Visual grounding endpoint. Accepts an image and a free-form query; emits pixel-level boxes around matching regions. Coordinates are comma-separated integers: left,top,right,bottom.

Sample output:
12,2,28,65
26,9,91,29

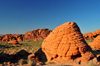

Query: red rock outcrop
0,34,24,41
2,34,11,41
0,28,51,41
23,28,52,40
0,35,4,41
83,29,100,40
16,34,24,41
83,32,94,40
42,22,95,63
89,35,100,49
8,40,19,44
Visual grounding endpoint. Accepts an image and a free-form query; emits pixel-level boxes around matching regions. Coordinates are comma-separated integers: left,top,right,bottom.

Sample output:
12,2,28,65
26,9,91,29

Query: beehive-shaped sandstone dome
42,22,95,63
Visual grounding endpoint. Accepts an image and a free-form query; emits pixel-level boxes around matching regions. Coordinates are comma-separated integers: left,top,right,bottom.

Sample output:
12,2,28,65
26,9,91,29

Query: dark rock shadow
0,49,30,64
97,56,100,62
93,50,100,62
35,48,47,64
93,50,100,55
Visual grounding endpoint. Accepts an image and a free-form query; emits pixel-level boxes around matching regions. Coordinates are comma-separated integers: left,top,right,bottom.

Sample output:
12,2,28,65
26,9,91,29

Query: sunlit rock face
42,22,95,63
89,35,100,49
23,28,52,40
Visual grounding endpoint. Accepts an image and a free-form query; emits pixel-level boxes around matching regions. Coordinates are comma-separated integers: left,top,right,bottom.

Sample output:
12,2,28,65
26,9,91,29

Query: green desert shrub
27,58,36,66
86,40,94,44
18,59,27,65
45,61,52,64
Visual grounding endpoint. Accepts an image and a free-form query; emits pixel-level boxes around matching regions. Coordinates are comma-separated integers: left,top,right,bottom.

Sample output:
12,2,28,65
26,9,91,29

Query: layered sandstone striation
42,22,95,63
23,28,52,40
83,29,100,40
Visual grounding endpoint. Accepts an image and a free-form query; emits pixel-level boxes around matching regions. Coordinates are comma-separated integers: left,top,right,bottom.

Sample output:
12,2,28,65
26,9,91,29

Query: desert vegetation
0,39,97,66
0,39,94,63
0,39,44,66
86,40,93,43
0,39,43,54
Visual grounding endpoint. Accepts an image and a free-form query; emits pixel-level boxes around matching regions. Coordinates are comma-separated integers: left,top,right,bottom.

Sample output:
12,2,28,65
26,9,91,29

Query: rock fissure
65,42,71,57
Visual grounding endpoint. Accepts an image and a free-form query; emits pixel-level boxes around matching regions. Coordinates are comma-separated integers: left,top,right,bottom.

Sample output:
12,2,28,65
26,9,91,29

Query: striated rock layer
42,22,95,63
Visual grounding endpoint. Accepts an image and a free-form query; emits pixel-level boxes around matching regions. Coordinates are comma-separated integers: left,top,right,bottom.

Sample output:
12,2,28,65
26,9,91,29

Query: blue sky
0,0,100,34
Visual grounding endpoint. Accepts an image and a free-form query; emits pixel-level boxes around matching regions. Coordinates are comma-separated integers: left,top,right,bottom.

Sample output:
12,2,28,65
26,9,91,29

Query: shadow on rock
35,48,47,64
0,49,30,64
97,56,100,62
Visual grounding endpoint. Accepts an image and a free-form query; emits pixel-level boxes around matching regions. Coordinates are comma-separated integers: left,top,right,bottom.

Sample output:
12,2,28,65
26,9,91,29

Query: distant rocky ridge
1,28,100,41
0,28,52,41
23,28,52,40
0,34,24,41
83,29,100,40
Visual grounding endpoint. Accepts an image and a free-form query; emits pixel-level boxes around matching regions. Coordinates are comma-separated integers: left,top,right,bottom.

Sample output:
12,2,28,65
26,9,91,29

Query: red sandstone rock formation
8,40,19,44
23,28,52,40
83,32,94,40
16,34,24,41
0,28,51,41
89,35,100,49
83,29,100,40
0,35,4,41
0,34,24,41
42,22,95,63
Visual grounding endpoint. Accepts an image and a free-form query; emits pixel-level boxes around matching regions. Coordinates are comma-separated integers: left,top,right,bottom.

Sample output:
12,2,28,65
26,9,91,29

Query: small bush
18,59,27,65
27,58,36,66
86,40,94,44
3,62,6,64
45,61,52,64
0,47,5,49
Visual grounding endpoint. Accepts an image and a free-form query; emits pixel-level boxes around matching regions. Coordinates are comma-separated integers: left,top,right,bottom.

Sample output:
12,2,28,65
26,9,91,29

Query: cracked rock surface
42,22,95,63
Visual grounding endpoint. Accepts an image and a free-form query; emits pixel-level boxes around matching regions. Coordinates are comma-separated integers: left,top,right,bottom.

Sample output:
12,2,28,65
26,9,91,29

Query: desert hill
0,28,52,41
1,28,100,41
